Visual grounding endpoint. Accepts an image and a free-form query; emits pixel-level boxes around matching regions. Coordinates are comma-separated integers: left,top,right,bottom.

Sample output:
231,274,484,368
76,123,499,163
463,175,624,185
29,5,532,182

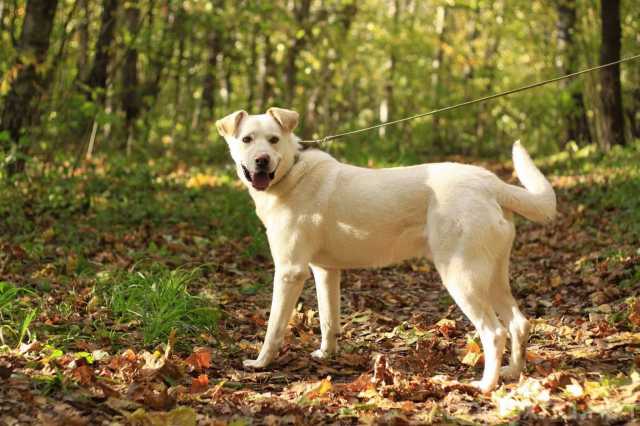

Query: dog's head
216,107,300,191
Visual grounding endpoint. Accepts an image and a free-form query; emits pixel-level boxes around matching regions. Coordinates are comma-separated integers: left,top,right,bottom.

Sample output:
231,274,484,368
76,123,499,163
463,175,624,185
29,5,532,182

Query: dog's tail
496,141,556,223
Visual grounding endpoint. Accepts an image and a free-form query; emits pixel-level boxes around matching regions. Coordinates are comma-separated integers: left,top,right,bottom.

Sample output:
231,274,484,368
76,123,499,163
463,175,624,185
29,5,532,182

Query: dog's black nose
255,155,270,169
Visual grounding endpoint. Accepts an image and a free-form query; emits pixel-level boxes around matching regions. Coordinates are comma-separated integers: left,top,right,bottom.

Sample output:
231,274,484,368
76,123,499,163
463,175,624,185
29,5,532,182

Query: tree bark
202,0,223,119
628,86,640,139
285,0,312,105
77,0,90,80
122,0,141,150
0,1,5,33
0,0,58,175
261,33,275,109
84,0,118,103
247,26,258,109
556,0,591,147
598,0,625,148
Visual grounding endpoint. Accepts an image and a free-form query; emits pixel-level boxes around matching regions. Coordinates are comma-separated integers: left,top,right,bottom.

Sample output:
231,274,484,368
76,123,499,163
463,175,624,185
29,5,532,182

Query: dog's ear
267,107,299,133
216,110,247,138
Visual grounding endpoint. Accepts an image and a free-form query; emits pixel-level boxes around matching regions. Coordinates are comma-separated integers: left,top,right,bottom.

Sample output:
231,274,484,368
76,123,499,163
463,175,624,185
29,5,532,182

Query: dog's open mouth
242,165,276,191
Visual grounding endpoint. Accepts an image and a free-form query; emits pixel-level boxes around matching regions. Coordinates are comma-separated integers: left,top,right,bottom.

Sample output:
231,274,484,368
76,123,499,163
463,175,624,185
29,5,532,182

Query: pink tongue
252,172,271,189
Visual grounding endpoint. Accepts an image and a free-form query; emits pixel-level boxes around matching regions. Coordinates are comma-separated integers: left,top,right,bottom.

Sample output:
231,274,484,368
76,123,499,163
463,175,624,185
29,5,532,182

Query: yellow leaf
461,350,482,367
315,377,332,396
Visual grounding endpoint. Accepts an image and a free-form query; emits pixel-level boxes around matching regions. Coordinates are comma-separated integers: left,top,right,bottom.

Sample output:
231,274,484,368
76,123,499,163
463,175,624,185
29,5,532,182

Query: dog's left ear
216,110,247,138
267,107,299,133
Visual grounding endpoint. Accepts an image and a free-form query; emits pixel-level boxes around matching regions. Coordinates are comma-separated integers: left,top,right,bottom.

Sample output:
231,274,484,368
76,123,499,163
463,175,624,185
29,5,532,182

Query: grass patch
544,141,640,241
98,267,220,347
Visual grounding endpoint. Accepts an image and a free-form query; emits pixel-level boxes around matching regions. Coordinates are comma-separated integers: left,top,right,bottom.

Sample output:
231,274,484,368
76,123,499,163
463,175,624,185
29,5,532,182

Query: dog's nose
255,155,270,169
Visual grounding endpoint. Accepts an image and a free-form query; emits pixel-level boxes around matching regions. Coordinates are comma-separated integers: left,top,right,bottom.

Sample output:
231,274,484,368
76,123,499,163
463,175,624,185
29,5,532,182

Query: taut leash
300,54,640,145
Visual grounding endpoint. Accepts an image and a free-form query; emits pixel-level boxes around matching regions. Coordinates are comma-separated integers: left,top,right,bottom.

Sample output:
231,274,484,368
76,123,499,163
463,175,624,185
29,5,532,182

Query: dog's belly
310,223,429,269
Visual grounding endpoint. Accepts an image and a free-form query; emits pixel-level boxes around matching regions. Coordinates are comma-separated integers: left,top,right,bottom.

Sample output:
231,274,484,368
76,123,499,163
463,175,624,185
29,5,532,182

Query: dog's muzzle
242,164,277,191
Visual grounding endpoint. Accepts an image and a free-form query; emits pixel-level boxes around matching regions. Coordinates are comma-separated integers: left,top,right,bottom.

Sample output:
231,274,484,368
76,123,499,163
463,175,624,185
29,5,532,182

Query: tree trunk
556,0,591,147
431,5,448,151
77,0,90,80
202,1,223,120
380,0,399,141
122,0,141,151
628,86,640,139
247,26,258,109
84,0,118,103
598,0,625,149
285,0,312,105
261,34,275,109
0,0,58,175
0,1,5,33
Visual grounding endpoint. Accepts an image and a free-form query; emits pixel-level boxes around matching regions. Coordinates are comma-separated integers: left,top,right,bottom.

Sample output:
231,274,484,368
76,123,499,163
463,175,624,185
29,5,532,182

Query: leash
300,54,640,145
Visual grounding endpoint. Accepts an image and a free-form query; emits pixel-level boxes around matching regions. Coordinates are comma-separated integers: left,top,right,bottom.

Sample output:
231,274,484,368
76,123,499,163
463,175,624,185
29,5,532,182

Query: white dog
216,107,556,393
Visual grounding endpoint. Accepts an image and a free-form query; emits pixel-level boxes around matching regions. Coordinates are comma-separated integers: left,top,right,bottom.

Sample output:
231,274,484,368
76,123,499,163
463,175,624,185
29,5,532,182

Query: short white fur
216,108,556,393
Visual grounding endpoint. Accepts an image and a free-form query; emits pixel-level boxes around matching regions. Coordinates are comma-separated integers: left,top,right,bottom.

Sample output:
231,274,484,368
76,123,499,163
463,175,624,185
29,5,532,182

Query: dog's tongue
252,172,271,190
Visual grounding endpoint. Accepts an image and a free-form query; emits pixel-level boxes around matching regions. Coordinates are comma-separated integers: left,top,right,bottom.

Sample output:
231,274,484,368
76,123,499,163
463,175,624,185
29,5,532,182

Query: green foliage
546,140,640,238
98,266,220,347
1,0,638,171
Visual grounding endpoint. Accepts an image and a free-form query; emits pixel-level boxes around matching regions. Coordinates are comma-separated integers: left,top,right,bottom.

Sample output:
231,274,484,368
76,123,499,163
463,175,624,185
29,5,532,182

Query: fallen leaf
185,347,212,372
128,406,196,426
190,374,209,394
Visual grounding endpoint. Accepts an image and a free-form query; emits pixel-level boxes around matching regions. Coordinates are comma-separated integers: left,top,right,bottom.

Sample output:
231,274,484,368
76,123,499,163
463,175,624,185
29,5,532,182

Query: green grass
544,141,640,240
0,282,38,348
97,266,220,347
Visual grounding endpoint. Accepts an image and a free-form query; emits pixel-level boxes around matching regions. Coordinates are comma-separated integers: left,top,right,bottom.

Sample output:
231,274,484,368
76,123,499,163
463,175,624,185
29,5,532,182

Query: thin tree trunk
84,0,118,103
171,6,186,135
77,0,90,80
202,1,223,120
380,0,399,141
0,1,5,33
285,0,312,105
556,0,591,147
141,0,178,143
598,0,625,148
261,34,275,109
628,85,640,139
0,0,58,175
122,0,141,152
431,5,448,150
247,26,258,109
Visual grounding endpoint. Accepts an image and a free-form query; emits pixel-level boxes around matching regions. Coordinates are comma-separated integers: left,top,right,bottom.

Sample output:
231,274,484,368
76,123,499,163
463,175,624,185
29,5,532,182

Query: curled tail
497,141,556,223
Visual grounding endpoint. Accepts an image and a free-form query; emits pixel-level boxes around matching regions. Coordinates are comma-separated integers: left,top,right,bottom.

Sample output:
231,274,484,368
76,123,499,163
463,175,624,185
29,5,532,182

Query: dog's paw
471,379,497,394
500,365,522,381
242,359,269,369
310,349,334,360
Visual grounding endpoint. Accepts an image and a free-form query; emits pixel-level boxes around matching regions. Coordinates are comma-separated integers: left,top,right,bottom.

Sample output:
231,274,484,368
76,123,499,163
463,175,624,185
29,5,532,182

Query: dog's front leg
243,265,308,369
310,265,341,359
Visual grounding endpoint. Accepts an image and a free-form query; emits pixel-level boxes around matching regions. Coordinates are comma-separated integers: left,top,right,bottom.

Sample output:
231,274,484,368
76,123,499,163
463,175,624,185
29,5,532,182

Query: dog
216,107,556,393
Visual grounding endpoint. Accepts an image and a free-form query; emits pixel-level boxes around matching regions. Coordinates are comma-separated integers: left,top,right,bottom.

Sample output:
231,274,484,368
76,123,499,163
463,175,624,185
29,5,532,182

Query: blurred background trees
0,0,638,175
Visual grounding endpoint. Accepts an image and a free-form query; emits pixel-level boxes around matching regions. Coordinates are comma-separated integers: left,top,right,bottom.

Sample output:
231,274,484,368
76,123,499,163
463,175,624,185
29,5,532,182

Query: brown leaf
190,374,209,394
628,299,640,327
72,365,94,386
372,354,394,386
185,347,212,372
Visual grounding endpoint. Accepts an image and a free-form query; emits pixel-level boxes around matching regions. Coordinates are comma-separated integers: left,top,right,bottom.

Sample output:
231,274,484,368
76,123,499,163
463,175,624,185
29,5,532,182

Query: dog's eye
269,136,279,144
242,135,252,144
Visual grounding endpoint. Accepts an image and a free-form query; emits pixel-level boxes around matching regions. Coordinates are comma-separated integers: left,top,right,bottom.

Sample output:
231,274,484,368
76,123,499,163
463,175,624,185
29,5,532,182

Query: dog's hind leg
310,265,341,359
435,254,507,393
491,256,530,381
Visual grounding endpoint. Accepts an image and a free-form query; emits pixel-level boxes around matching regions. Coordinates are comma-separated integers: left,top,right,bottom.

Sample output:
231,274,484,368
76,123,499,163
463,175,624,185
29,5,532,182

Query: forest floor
0,144,639,425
